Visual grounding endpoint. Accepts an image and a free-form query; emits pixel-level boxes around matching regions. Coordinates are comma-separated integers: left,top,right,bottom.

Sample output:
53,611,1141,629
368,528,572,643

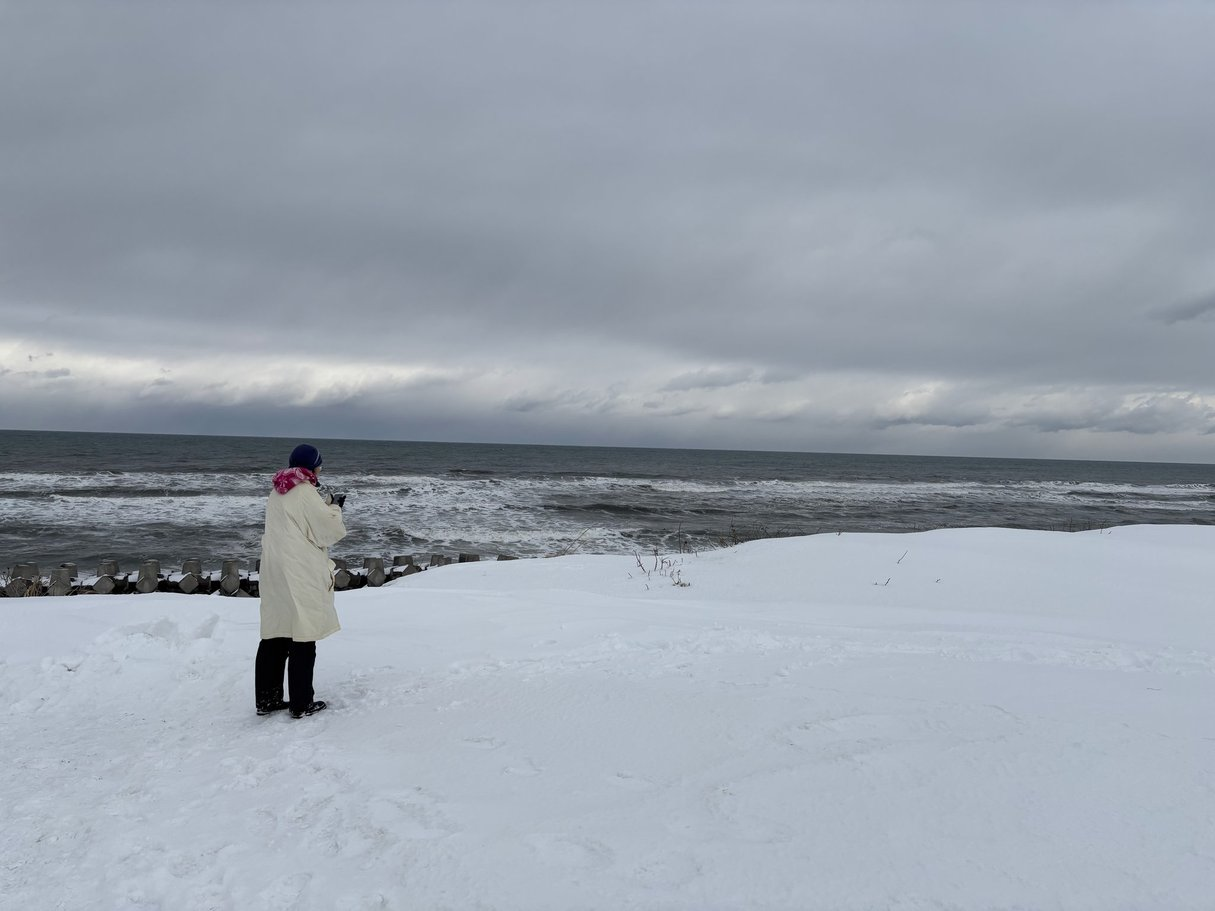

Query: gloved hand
333,493,347,509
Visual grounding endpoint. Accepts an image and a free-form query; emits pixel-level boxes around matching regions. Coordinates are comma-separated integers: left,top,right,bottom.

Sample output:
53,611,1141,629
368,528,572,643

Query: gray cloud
662,367,755,392
1011,391,1215,437
869,410,993,432
2,2,1215,460
502,388,616,415
1152,290,1215,325
18,367,71,380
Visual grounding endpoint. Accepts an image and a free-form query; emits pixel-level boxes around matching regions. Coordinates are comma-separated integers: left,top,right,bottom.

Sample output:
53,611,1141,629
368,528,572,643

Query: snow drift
2,526,1213,910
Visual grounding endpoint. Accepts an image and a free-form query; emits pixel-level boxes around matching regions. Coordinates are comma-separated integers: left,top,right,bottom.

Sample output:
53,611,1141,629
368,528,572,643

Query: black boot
290,700,327,719
256,690,289,715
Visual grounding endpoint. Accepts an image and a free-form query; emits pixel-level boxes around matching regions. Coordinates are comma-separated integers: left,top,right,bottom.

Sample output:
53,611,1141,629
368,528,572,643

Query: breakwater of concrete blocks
1,553,518,598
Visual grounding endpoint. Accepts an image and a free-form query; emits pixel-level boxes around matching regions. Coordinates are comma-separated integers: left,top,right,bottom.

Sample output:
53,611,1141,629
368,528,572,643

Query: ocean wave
4,456,1213,567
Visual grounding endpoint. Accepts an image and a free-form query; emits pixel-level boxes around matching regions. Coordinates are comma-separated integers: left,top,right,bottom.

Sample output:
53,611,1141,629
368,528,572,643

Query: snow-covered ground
3,526,1213,910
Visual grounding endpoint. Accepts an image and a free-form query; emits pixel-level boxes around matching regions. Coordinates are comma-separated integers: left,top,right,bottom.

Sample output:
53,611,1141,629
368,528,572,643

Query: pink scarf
273,466,319,494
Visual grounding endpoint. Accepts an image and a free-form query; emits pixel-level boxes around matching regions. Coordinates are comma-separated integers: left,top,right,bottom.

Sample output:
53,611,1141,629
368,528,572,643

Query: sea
2,429,1213,574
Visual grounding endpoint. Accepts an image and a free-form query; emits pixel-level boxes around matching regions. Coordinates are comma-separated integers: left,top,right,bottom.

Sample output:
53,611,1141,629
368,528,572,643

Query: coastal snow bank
3,526,1213,910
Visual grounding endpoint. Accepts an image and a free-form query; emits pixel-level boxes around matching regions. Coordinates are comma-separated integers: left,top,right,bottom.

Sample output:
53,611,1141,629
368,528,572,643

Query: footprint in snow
503,757,543,776
609,771,657,791
368,788,456,840
524,833,615,870
258,872,313,910
462,736,504,750
635,854,703,888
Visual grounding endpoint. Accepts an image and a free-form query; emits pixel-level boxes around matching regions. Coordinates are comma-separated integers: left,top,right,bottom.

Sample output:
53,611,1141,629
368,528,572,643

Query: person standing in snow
255,443,347,719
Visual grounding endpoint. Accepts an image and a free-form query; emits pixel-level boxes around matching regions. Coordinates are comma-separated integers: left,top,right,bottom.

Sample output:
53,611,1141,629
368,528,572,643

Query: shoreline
2,518,1200,599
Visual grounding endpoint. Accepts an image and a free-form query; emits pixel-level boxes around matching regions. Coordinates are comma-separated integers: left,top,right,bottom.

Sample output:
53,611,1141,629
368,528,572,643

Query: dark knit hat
288,443,323,470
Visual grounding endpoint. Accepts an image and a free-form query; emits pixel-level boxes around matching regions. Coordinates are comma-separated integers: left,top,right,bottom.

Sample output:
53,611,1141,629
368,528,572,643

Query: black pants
255,638,316,712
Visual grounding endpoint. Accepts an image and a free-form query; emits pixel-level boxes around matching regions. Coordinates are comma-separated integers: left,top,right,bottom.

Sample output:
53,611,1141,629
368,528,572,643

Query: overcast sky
3,1,1215,462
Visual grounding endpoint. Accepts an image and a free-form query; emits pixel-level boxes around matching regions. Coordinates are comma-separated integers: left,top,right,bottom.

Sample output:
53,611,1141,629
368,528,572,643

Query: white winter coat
259,482,348,642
